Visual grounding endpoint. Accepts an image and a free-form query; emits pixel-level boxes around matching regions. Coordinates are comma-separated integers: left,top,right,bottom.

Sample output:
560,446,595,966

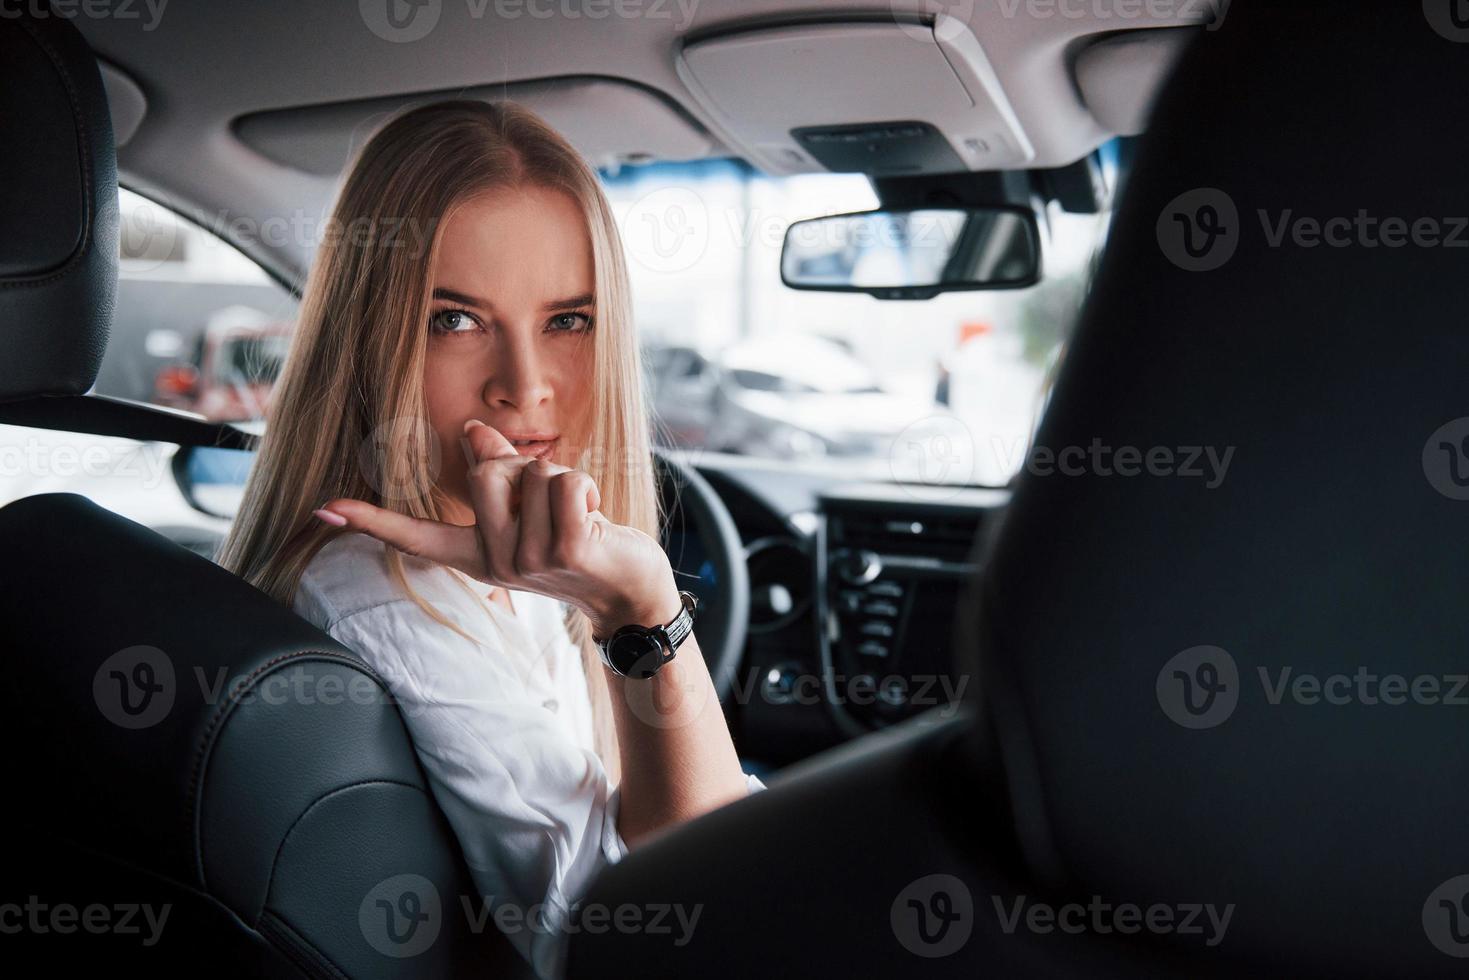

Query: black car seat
0,7,526,977
568,4,1469,977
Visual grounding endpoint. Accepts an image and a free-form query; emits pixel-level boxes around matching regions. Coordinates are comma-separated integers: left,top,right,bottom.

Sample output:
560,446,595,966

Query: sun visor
675,15,1034,177
233,76,717,176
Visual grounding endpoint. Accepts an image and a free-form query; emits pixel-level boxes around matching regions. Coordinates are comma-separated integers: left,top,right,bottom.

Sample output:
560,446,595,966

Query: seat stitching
258,908,352,980
257,778,428,932
187,650,388,890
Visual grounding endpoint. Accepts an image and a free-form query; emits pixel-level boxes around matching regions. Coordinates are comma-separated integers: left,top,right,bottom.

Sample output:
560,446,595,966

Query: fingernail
463,419,484,434
313,508,348,527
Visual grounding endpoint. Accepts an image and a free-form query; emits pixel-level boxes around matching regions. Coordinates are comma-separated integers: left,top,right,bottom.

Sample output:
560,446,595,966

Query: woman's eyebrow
430,289,593,313
432,287,490,310
543,293,594,312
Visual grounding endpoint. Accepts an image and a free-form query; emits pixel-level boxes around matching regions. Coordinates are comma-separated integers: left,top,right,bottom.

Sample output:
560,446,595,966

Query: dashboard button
761,663,803,704
858,641,889,658
836,549,883,585
862,600,899,617
860,621,894,638
867,581,903,598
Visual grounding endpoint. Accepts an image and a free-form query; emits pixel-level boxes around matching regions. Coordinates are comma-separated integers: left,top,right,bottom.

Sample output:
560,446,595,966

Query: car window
0,189,297,530
604,157,1114,487
106,190,299,422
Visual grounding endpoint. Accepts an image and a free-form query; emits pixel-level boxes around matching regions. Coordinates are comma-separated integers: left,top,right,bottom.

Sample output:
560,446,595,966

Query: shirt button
542,699,559,713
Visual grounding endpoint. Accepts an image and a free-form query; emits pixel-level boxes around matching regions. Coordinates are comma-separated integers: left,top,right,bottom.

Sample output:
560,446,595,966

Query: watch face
611,630,668,678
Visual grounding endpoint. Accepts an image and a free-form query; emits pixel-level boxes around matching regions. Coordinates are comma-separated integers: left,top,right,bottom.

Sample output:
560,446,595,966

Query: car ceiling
73,0,1205,283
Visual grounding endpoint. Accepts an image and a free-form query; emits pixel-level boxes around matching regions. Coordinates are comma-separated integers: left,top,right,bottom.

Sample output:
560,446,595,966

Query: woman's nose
483,337,553,410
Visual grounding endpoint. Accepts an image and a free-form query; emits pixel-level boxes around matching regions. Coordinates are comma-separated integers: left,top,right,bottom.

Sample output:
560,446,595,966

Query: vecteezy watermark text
1157,646,1469,729
0,898,171,946
993,0,1229,30
358,874,702,958
1021,439,1235,489
1159,188,1469,271
889,874,1234,959
359,0,699,44
0,0,168,32
992,894,1234,947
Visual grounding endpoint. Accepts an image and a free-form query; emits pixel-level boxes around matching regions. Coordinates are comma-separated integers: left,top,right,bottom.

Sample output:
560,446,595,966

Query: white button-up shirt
292,531,764,977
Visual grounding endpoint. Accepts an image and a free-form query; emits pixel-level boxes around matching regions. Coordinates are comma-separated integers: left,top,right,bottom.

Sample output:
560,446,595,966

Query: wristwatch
595,590,698,679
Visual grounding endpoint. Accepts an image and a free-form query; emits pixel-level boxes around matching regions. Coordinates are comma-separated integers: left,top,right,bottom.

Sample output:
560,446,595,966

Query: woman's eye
549,312,593,333
430,309,478,335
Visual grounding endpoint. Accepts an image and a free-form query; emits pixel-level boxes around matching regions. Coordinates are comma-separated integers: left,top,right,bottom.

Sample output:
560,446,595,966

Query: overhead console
675,15,1035,177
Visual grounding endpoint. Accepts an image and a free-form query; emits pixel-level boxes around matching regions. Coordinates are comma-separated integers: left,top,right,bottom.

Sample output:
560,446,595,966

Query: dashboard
676,451,1010,768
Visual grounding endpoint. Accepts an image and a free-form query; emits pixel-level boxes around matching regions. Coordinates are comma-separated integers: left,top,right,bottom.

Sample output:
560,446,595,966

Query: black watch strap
596,591,698,678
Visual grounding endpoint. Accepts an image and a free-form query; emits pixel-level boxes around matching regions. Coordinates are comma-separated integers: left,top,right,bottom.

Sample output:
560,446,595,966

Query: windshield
603,158,1112,487
84,170,1112,494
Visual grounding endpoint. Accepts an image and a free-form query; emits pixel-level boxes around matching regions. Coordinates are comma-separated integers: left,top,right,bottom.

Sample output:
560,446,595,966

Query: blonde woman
216,100,763,978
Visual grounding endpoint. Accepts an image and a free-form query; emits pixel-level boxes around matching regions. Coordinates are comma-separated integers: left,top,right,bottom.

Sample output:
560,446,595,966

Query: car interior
3,1,1467,977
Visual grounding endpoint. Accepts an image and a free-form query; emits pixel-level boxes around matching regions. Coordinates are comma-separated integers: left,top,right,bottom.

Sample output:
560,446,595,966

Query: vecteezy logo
1156,646,1239,729
618,187,711,275
891,1,977,43
891,874,973,958
1423,875,1469,957
360,415,442,502
359,874,441,958
1424,1,1469,43
1156,188,1239,272
119,196,182,275
888,415,975,495
93,646,175,730
1423,418,1469,500
360,0,441,43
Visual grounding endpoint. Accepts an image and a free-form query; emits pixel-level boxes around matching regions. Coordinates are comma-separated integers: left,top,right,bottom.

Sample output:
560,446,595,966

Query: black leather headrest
0,4,118,402
979,3,1469,975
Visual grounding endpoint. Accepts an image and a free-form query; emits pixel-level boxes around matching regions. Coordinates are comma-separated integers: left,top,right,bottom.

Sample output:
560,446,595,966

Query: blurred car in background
152,305,291,423
647,334,960,476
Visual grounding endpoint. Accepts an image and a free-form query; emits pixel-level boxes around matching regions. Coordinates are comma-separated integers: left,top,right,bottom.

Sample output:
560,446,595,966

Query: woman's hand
315,419,678,638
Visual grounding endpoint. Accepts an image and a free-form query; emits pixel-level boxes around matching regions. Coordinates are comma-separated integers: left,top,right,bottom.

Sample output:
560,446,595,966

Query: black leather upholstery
568,706,1243,978
0,6,523,975
571,4,1469,977
0,494,528,977
0,4,117,401
978,5,1469,975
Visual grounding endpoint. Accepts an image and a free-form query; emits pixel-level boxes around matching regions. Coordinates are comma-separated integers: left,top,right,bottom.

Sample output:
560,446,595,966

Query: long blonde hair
217,100,661,784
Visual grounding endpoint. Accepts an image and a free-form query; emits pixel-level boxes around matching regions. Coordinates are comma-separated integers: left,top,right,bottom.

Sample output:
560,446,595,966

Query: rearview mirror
780,206,1041,300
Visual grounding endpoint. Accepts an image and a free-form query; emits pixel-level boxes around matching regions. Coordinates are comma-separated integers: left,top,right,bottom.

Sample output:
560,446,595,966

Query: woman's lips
512,437,558,460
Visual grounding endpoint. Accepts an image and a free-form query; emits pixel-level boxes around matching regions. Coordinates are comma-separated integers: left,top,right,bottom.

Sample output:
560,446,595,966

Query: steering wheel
654,451,748,702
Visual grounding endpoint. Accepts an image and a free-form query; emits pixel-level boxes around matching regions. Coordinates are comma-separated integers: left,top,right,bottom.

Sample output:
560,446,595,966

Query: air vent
829,508,981,562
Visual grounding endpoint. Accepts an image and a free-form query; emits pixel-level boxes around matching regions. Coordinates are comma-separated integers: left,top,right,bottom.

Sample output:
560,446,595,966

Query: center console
815,483,1008,733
